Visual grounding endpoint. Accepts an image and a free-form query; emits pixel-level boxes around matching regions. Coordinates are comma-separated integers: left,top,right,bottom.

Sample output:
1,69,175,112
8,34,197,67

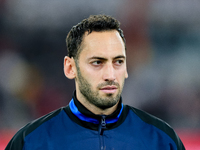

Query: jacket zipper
99,115,106,150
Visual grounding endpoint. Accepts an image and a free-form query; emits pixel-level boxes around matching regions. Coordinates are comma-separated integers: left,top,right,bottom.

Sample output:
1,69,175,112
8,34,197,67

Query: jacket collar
69,91,123,124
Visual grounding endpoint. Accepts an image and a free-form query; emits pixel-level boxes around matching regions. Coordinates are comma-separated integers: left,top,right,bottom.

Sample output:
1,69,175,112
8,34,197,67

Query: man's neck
81,99,119,115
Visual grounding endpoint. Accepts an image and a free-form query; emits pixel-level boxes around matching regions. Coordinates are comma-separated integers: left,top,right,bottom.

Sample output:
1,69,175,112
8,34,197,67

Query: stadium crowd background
0,0,200,149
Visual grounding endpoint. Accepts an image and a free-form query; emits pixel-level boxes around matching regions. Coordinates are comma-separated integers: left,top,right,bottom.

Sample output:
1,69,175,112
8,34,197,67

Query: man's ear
125,71,128,79
64,56,76,79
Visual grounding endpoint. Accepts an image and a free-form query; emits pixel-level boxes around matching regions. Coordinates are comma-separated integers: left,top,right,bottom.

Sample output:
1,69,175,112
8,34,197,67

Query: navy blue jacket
6,93,185,150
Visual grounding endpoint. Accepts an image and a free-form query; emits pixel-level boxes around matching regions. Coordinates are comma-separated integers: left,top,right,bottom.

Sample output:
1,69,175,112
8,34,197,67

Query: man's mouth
100,86,118,94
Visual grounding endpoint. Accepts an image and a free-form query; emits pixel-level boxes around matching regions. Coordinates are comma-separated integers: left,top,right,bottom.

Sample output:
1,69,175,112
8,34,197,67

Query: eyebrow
88,55,126,61
114,55,126,59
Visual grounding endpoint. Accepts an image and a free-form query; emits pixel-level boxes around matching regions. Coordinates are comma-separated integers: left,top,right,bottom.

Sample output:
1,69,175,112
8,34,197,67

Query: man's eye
115,60,124,65
92,61,102,65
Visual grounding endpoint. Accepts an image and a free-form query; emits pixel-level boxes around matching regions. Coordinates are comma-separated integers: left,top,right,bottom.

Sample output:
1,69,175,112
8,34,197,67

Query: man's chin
98,96,120,109
100,93,117,100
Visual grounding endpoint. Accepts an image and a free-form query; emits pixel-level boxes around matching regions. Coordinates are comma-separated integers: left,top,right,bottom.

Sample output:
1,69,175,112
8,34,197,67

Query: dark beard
76,63,123,110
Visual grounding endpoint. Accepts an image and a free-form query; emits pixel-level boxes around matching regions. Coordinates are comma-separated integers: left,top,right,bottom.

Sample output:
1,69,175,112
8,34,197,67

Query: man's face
75,30,128,110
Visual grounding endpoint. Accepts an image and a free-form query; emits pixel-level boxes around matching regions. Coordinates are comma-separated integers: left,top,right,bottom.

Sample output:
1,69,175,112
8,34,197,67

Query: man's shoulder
126,105,184,149
23,107,66,135
5,106,67,149
127,105,174,133
127,105,170,128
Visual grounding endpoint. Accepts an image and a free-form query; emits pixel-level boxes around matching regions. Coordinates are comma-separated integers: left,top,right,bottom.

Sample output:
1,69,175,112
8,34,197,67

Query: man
6,15,185,150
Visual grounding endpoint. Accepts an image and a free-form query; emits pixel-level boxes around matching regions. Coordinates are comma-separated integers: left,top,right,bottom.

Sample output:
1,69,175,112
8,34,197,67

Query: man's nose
103,63,116,81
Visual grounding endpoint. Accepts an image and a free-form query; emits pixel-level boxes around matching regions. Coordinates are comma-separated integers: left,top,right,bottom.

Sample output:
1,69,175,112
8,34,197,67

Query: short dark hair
66,14,126,59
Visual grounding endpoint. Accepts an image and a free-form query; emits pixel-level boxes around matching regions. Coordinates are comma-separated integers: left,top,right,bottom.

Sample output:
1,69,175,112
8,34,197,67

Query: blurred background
0,0,200,149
